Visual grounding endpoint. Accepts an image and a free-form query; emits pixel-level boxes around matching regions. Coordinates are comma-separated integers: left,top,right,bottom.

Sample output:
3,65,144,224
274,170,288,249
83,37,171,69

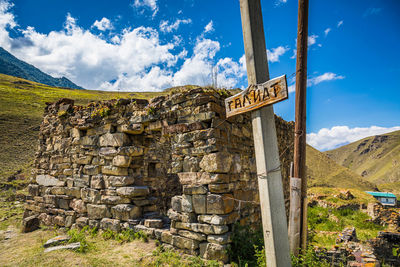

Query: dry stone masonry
24,87,294,262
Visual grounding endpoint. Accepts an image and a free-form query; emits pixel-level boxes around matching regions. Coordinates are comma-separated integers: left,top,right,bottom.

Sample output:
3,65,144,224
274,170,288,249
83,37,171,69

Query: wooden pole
239,0,291,266
293,0,309,252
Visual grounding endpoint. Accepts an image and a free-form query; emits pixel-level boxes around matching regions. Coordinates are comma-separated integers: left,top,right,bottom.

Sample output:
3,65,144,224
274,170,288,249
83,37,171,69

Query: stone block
101,166,128,176
199,152,233,173
209,183,232,193
116,186,149,198
81,188,101,203
104,176,134,187
161,231,173,244
28,184,40,196
80,136,98,146
117,146,144,156
178,172,229,185
112,155,131,167
101,195,131,205
198,213,239,225
99,147,118,157
181,195,193,213
53,215,65,226
83,165,99,175
57,198,70,210
99,133,130,147
100,218,121,232
200,242,229,263
21,215,40,233
87,204,111,219
64,187,81,198
36,175,64,187
183,185,208,195
167,209,196,223
192,195,206,214
171,196,182,212
51,187,66,195
178,230,206,241
207,194,234,214
175,222,229,235
75,217,89,228
144,219,163,229
119,123,144,134
111,204,141,221
207,233,232,244
90,175,104,189
75,155,93,165
63,169,73,175
172,235,200,250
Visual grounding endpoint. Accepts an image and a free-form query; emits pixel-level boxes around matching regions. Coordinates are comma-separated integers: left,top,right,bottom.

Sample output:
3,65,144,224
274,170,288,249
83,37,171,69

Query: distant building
366,191,397,206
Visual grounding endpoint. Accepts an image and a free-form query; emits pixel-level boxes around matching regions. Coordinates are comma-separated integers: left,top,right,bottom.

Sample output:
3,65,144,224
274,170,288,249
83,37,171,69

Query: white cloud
92,17,113,31
204,20,214,33
307,72,344,86
159,18,191,33
308,34,318,46
363,7,382,17
337,20,343,28
133,0,158,17
267,46,289,62
0,2,245,91
324,28,331,37
307,126,400,151
287,72,344,94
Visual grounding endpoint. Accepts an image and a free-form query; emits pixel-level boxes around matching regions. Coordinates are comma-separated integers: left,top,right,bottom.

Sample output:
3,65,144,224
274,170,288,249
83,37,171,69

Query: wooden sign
225,75,288,118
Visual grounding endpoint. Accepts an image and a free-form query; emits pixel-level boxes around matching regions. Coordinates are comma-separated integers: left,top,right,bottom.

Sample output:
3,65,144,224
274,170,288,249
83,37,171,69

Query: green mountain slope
325,130,400,194
0,73,164,182
306,145,376,190
0,47,82,89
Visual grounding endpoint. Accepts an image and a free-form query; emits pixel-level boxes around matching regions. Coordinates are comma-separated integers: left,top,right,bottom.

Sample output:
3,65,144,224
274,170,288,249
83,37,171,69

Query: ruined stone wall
24,88,294,262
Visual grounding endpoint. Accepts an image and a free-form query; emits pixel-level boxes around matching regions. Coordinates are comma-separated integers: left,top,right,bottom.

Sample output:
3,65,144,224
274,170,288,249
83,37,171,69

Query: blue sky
0,0,399,150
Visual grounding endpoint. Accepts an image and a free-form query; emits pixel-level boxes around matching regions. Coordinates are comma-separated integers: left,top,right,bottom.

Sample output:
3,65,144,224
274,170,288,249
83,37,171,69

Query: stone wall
24,87,294,262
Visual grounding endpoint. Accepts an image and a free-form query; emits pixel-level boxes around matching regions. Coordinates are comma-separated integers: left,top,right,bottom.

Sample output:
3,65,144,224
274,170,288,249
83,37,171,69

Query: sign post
236,0,291,266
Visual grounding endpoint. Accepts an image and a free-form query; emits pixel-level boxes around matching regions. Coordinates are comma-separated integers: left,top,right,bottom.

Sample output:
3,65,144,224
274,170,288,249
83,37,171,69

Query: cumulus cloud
133,0,158,17
324,28,331,37
337,20,343,28
0,1,245,91
204,20,214,33
159,18,191,33
267,46,289,62
307,126,400,151
307,72,344,86
92,17,113,31
286,72,344,94
308,34,318,46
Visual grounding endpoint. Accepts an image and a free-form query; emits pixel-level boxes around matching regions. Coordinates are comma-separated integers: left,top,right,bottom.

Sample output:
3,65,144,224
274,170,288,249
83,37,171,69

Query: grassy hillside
325,130,400,194
0,73,165,183
306,145,376,190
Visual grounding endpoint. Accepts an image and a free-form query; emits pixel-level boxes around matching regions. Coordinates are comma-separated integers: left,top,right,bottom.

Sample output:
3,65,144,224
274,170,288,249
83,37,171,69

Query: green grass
325,130,400,189
306,145,377,190
308,205,386,248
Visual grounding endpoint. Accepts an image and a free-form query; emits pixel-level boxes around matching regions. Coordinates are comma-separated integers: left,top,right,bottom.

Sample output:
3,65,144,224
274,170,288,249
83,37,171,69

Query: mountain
306,145,376,190
0,47,83,89
325,130,400,194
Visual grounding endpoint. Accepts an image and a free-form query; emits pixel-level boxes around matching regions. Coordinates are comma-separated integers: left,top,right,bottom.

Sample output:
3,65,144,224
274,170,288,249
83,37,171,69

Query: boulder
116,186,150,198
111,204,141,221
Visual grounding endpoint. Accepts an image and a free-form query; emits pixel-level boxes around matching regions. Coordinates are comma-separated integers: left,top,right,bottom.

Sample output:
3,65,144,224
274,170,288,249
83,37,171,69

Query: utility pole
293,0,309,253
239,0,291,266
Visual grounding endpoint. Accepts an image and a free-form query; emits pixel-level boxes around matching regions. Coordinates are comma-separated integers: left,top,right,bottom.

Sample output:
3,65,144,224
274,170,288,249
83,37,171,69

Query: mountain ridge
0,47,83,89
325,130,400,194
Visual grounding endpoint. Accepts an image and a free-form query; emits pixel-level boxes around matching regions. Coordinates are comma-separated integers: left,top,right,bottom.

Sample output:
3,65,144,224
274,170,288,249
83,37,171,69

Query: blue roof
366,191,397,198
